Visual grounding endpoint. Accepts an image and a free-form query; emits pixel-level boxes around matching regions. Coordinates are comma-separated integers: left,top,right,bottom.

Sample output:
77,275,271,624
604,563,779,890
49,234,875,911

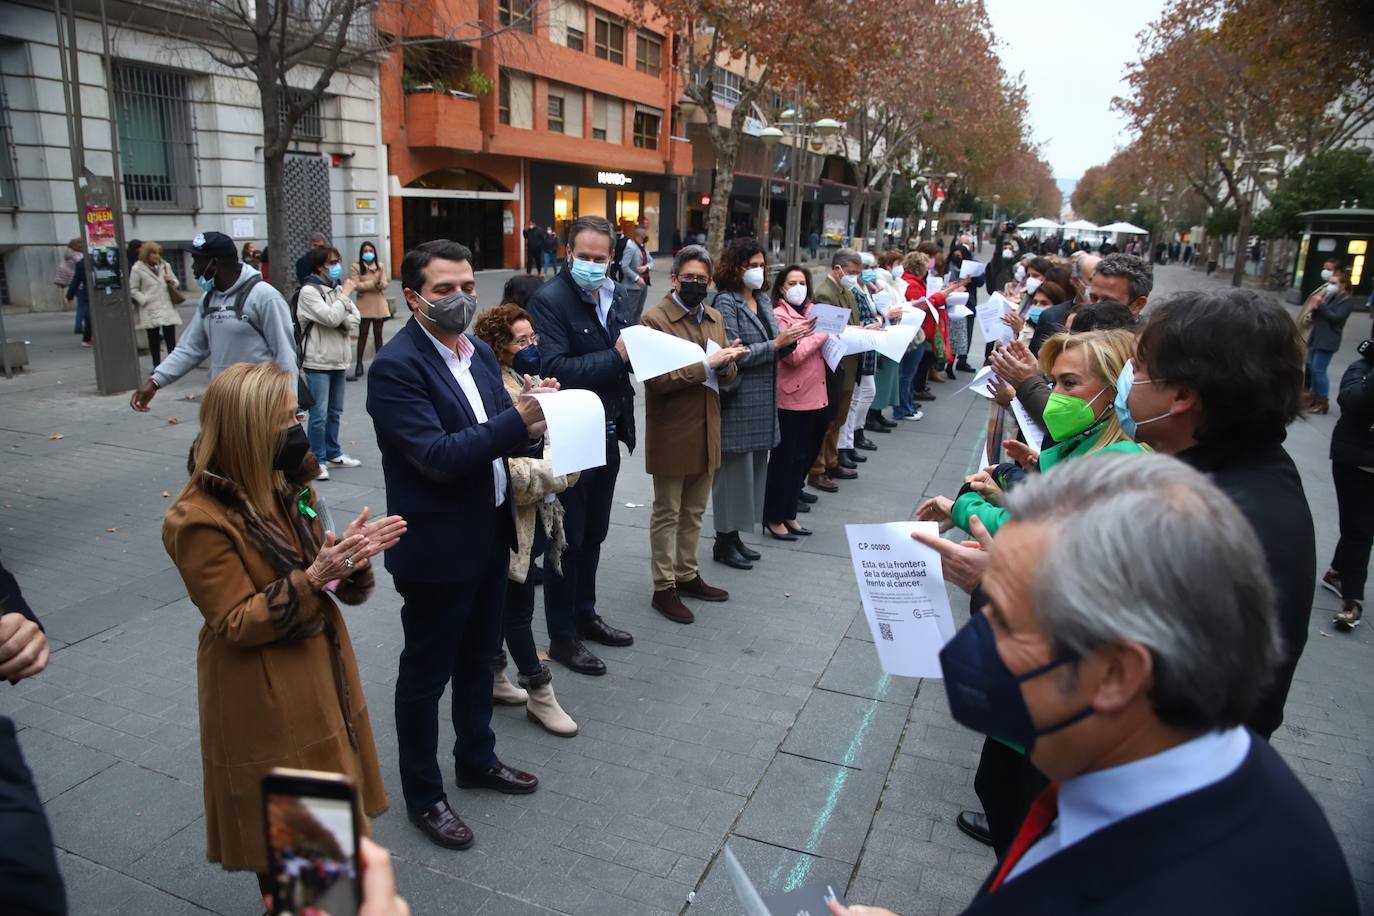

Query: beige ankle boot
522,666,577,737
492,668,528,705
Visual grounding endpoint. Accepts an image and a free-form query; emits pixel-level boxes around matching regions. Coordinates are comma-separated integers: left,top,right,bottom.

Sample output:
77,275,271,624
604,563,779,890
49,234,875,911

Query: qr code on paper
878,622,894,641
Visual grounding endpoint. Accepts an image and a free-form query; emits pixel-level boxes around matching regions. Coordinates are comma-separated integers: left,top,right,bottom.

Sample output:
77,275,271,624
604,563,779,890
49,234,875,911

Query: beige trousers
650,472,713,591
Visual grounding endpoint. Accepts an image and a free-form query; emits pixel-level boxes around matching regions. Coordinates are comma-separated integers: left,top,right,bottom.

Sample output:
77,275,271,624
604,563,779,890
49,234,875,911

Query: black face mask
678,280,709,310
273,424,311,474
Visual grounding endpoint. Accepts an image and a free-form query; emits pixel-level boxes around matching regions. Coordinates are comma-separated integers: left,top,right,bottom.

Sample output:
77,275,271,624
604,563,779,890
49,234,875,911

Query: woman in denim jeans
297,246,362,478
1304,265,1357,415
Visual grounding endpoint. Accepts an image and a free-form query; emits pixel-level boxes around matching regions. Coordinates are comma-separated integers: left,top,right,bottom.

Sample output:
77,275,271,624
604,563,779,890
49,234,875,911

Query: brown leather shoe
807,474,838,493
652,587,695,623
829,465,858,480
677,574,729,602
408,798,474,849
457,762,539,795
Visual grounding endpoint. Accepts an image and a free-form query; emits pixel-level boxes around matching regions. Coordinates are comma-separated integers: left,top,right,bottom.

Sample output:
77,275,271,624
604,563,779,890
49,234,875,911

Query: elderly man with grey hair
640,245,748,624
295,230,329,287
1089,252,1152,315
838,454,1356,916
807,248,865,492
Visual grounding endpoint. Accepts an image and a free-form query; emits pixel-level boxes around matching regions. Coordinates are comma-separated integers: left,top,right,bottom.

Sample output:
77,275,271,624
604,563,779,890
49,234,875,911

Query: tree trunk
264,150,288,293
874,173,893,251
1230,198,1252,288
706,134,740,264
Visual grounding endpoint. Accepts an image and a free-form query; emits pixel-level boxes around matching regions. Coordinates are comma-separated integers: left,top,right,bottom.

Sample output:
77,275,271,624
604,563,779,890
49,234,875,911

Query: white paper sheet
977,293,1015,346
948,303,974,320
529,389,608,476
618,325,708,381
702,339,721,393
961,364,999,399
927,275,945,294
845,521,958,678
959,259,987,279
810,303,851,336
870,324,918,362
1010,397,1047,452
871,290,893,312
901,306,927,327
821,333,846,371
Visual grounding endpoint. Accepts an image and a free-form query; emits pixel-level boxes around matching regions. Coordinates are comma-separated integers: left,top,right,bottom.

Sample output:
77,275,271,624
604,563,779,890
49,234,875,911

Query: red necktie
988,782,1060,893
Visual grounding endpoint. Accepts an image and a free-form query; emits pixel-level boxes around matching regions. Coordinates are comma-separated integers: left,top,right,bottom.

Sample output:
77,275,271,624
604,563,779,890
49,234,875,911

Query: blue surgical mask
570,258,608,290
512,343,541,377
861,269,878,284
362,251,376,263
939,612,1092,752
197,275,215,293
1113,361,1169,440
327,263,343,282
1027,305,1046,323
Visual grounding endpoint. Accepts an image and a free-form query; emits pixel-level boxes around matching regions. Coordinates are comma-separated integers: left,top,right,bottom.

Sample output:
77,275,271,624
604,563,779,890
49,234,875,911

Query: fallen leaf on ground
167,418,180,425
105,527,118,533
161,490,170,498
47,433,64,440
181,394,199,401
784,592,792,598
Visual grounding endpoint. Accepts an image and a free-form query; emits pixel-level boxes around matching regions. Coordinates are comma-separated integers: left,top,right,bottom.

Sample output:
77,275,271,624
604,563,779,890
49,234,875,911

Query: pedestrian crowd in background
3,210,1371,916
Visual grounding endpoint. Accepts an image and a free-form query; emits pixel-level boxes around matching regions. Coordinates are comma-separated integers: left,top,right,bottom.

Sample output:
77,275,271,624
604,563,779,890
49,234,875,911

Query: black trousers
915,348,936,392
973,736,1049,858
145,326,177,367
392,527,508,811
494,527,546,678
1332,462,1374,601
544,431,620,639
525,248,541,273
764,407,827,524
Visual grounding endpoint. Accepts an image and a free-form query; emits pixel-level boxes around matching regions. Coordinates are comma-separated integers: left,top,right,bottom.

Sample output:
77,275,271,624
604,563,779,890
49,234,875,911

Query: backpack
289,278,322,360
205,275,315,410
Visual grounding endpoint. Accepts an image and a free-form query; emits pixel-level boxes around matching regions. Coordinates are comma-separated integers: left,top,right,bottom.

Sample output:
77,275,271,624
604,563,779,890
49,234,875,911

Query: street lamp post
774,105,841,265
759,126,783,258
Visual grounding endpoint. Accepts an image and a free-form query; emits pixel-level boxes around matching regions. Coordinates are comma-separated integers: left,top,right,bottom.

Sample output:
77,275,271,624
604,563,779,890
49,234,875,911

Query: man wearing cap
129,231,297,411
296,231,329,286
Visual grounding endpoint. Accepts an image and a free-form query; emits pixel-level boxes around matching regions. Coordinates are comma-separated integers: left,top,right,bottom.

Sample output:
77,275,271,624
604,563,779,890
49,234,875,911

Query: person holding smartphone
163,362,404,901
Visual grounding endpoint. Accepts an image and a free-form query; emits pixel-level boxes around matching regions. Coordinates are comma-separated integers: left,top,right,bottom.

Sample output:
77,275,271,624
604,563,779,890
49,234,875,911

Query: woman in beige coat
162,362,404,902
298,246,363,478
350,241,389,379
472,303,579,736
129,241,184,367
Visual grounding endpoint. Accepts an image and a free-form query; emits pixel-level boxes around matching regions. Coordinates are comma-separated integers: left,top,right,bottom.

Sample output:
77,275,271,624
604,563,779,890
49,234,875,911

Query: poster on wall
823,204,848,242
83,203,121,289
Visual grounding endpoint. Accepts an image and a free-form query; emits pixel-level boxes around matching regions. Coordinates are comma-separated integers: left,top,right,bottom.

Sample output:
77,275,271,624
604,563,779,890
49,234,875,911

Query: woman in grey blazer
710,239,810,569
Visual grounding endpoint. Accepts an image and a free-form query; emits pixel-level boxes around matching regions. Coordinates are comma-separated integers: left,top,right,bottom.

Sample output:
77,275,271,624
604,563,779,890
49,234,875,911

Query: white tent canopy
1018,217,1061,230
1098,221,1150,235
1062,219,1100,232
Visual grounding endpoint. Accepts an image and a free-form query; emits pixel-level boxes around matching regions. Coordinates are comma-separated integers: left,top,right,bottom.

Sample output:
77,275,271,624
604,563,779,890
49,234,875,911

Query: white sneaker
327,454,362,468
316,467,330,481
912,409,924,420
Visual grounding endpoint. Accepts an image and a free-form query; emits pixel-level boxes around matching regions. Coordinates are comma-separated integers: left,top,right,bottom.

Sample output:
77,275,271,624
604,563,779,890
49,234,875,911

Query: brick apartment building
380,0,692,271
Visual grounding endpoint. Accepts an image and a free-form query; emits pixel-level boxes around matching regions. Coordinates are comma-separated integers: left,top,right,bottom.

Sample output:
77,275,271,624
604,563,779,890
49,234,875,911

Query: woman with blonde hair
129,241,184,367
918,329,1146,538
162,362,404,901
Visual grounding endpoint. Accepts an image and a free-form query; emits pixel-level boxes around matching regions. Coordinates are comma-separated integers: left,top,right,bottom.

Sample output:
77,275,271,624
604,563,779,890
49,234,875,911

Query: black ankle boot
732,532,761,562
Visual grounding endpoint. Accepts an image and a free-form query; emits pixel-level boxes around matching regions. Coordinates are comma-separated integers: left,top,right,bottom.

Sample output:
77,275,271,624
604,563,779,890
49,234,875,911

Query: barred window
278,89,323,141
113,63,196,209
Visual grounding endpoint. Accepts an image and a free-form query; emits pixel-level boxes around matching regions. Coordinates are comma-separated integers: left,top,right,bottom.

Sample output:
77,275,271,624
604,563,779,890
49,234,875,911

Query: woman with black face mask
162,363,405,905
471,304,579,736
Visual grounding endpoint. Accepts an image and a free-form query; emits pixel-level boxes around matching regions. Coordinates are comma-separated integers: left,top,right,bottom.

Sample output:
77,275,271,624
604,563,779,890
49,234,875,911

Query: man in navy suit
367,239,554,850
836,455,1356,916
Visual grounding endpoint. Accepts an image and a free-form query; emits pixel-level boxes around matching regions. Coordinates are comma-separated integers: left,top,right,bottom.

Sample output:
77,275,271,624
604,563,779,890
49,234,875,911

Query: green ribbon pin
296,488,317,520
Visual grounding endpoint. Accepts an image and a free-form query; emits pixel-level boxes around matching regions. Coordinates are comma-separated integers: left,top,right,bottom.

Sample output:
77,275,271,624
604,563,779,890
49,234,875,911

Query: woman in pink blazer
763,265,826,540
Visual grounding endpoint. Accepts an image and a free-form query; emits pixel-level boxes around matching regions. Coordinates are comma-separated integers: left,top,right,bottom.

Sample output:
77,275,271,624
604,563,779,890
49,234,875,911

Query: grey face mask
414,290,478,332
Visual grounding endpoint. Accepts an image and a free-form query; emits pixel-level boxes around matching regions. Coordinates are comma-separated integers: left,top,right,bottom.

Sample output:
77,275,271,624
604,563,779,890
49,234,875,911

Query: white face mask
1014,264,1026,282
1320,268,1333,281
784,284,808,306
1002,248,1014,259
743,266,766,290
892,265,904,279
840,273,859,290
1024,276,1043,294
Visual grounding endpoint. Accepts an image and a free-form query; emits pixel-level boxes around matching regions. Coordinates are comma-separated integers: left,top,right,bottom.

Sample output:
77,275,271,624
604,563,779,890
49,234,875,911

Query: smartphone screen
264,770,360,916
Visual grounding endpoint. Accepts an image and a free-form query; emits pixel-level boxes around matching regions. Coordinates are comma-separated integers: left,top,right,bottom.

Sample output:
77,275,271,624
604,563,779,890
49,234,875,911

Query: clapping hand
964,468,1005,506
708,338,748,369
307,530,373,587
515,375,561,436
915,495,956,532
342,507,407,567
1002,310,1026,337
775,319,815,349
1004,439,1041,471
988,340,1039,387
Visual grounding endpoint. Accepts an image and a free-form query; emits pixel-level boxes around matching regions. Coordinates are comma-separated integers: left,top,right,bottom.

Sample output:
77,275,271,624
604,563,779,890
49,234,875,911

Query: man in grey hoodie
130,231,298,411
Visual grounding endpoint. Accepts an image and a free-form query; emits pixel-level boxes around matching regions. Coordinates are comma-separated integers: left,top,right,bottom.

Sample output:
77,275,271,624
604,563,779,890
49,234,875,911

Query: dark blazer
1331,348,1374,467
366,317,530,583
527,268,636,451
1177,438,1315,739
714,289,784,453
1309,293,1357,353
0,718,66,916
963,735,1357,915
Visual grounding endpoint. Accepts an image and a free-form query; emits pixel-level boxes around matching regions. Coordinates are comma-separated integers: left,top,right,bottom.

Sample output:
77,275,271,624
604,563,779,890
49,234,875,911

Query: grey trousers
712,449,770,535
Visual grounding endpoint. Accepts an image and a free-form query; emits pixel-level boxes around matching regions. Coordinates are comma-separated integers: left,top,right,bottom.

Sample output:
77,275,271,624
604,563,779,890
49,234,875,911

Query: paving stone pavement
1,262,1372,915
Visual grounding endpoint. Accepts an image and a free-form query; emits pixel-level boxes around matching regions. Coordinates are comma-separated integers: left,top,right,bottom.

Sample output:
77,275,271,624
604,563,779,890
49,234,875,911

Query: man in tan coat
641,245,747,623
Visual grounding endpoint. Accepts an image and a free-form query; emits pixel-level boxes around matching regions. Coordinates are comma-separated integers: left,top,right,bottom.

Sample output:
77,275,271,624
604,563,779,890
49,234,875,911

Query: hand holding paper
959,259,987,279
528,389,608,475
810,303,851,336
977,293,1015,346
618,325,711,381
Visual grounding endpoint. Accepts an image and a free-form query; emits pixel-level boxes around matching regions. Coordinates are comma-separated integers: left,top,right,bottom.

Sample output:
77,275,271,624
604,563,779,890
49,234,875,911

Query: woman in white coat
129,241,184,367
297,246,362,479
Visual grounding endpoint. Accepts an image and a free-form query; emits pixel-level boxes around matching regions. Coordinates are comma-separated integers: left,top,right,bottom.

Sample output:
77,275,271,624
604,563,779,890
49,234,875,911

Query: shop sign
226,195,256,208
356,198,376,209
597,171,633,186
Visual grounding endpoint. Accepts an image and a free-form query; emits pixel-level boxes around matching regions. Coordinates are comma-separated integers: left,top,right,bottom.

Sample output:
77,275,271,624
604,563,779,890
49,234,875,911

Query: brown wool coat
640,293,738,477
162,473,387,872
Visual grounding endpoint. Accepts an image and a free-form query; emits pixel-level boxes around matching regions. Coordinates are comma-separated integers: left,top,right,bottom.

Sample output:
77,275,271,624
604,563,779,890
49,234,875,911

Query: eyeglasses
677,274,711,284
512,333,539,348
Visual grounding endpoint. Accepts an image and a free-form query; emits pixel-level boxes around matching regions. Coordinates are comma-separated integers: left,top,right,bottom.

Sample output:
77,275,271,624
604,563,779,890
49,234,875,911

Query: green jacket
950,424,1145,537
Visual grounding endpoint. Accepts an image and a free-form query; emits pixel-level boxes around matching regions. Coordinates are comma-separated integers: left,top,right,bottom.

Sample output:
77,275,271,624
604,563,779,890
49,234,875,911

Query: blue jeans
305,368,346,461
73,296,91,340
1310,348,1335,397
896,343,926,417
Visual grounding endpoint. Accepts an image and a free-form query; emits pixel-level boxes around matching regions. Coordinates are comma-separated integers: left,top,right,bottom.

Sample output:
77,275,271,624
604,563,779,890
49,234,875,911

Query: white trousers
840,375,877,449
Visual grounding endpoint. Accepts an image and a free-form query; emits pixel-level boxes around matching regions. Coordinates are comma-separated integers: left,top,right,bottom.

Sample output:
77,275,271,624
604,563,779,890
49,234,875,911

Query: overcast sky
983,0,1166,184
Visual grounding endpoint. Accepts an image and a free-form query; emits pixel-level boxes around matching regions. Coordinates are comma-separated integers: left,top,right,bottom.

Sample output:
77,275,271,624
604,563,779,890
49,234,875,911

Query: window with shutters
112,63,197,209
567,25,585,51
633,110,659,150
548,93,565,133
594,15,624,64
499,70,511,124
635,31,661,75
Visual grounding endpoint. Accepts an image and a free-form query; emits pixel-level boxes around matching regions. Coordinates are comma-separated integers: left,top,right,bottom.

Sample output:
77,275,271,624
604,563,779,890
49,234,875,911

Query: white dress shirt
581,276,616,329
1007,726,1252,882
417,320,507,507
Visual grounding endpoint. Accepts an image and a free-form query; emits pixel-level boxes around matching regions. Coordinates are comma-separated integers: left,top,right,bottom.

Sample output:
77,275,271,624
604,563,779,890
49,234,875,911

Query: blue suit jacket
366,317,530,583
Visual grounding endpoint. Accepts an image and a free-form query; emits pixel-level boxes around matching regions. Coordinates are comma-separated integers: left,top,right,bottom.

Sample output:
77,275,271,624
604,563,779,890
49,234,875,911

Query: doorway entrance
402,169,513,270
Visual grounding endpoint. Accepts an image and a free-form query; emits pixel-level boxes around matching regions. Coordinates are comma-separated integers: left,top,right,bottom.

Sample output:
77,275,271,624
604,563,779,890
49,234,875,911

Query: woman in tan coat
472,303,579,736
350,241,389,379
129,241,184,367
162,362,405,900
